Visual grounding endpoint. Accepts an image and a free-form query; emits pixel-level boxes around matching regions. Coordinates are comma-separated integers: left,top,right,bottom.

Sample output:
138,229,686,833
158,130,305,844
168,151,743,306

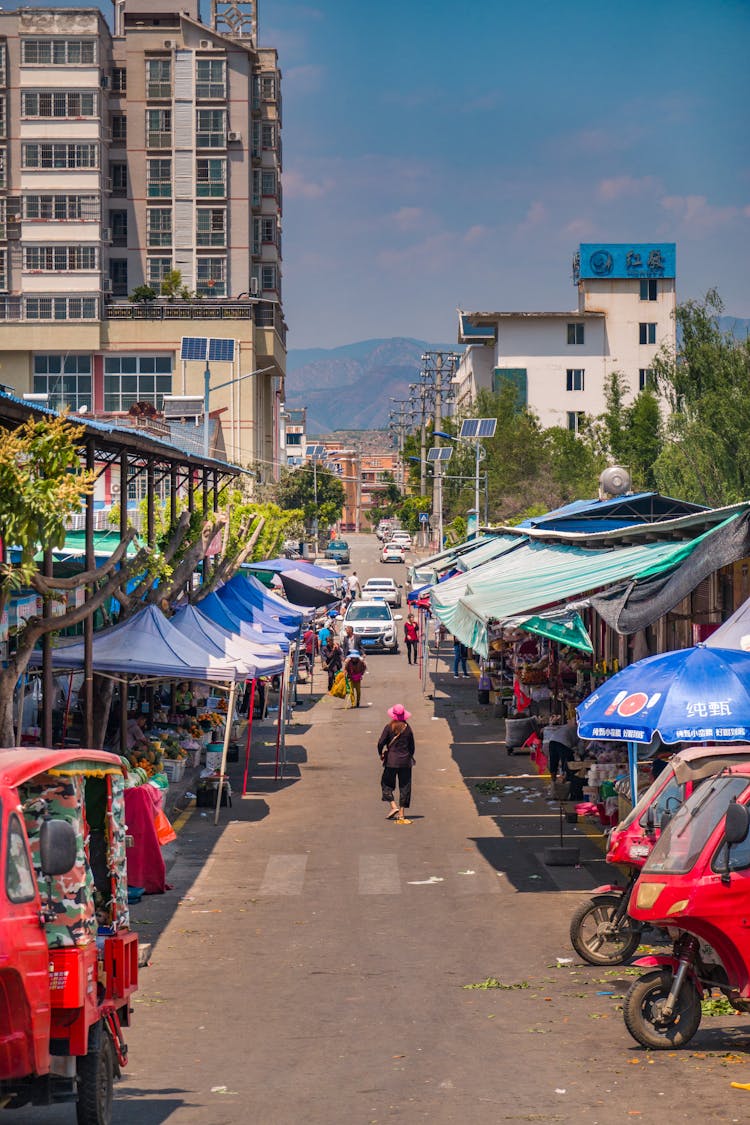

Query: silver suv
344,600,401,653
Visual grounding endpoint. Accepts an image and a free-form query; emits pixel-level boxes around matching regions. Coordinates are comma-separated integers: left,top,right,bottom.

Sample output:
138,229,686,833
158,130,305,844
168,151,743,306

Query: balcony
102,298,286,346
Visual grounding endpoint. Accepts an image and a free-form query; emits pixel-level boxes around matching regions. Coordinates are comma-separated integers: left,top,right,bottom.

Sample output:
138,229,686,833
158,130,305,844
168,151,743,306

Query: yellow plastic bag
329,670,348,699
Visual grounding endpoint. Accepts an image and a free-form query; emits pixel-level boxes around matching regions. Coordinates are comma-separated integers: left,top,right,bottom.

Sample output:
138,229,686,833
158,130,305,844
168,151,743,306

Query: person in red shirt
404,612,420,665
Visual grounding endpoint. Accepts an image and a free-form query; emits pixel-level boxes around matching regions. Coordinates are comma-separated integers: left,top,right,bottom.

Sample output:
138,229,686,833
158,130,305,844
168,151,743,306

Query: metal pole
241,678,257,796
312,457,318,550
214,680,238,824
475,439,480,530
484,472,489,524
203,362,211,459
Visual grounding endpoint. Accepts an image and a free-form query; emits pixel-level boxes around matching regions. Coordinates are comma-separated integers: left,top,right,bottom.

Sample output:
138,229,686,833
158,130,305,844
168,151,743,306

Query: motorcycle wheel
623,968,702,1049
77,1025,116,1125
569,893,642,965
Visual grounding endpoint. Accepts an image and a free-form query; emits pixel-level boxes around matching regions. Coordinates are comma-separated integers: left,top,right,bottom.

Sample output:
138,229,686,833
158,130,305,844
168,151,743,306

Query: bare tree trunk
90,675,114,748
201,516,265,595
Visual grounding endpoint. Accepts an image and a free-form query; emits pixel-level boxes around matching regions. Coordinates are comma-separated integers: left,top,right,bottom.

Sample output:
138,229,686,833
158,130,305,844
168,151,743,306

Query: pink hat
388,703,411,722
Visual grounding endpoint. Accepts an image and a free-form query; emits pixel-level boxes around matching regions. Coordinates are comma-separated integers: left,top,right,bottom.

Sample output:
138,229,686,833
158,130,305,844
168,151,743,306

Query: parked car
362,577,403,608
324,539,351,564
408,564,436,595
381,542,406,564
312,557,342,574
343,599,401,653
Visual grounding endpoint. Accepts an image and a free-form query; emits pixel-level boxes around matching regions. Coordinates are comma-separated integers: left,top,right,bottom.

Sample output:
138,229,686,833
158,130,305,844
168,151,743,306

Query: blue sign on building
577,243,676,281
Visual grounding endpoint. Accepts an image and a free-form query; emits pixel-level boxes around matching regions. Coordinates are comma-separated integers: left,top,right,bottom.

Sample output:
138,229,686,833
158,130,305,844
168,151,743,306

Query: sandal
396,817,412,825
386,808,400,820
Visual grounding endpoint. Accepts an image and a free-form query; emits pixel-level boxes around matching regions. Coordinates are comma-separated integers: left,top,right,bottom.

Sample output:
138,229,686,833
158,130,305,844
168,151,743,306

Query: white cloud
660,194,749,232
282,168,333,200
515,201,547,235
597,175,661,201
391,207,426,231
284,63,325,94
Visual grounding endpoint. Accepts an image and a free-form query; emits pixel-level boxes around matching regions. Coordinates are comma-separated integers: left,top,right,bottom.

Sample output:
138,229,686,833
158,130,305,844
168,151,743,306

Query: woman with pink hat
377,704,416,823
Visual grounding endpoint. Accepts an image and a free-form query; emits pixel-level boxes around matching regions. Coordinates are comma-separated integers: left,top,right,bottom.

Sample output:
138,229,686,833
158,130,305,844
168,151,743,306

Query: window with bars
261,216,276,243
0,200,5,240
26,297,98,320
251,120,260,157
566,368,585,392
252,169,261,206
0,249,6,291
111,162,127,195
23,143,98,169
146,59,171,99
196,158,226,197
110,210,127,246
196,208,225,247
147,158,172,198
260,73,276,100
0,98,5,139
146,109,171,148
261,263,277,291
112,114,127,143
0,44,6,88
33,354,92,411
110,258,128,297
196,257,226,296
639,322,657,345
196,58,225,99
196,109,225,148
22,91,97,118
24,245,98,271
261,122,276,149
147,208,172,247
24,194,100,220
103,355,172,412
261,170,277,196
147,257,172,286
21,39,96,65
112,67,127,94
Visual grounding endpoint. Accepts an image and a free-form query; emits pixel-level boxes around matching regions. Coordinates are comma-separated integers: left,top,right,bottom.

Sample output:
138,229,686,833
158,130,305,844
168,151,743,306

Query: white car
381,542,406,564
344,599,401,653
312,557,342,575
362,577,403,608
389,532,412,549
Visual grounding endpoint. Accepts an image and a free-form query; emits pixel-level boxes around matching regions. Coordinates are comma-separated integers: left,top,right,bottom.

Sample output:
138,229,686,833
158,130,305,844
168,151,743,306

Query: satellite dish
599,466,632,499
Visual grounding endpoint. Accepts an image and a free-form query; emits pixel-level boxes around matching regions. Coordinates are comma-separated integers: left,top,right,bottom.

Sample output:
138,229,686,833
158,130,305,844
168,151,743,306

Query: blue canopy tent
218,585,299,639
227,573,311,625
198,592,291,651
170,605,285,676
244,557,342,583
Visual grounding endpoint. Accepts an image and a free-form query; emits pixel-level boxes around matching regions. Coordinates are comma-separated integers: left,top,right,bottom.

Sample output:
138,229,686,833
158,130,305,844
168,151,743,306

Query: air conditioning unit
227,131,241,143
199,39,211,48
163,39,177,49
249,277,259,296
102,227,112,243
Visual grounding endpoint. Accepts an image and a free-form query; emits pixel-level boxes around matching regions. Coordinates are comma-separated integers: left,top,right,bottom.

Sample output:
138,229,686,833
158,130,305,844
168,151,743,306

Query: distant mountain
284,337,454,432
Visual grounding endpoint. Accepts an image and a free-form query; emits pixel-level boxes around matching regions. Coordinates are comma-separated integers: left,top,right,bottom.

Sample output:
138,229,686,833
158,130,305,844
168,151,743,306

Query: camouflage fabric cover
107,774,129,930
21,773,97,949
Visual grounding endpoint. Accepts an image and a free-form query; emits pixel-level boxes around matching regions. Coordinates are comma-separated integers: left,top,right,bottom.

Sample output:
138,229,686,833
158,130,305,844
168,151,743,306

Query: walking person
348,571,361,601
341,624,355,657
378,703,415,824
452,635,469,677
344,649,367,708
404,612,420,666
321,636,343,692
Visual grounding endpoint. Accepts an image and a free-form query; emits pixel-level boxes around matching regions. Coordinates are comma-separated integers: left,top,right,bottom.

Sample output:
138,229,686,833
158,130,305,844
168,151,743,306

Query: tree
272,464,345,531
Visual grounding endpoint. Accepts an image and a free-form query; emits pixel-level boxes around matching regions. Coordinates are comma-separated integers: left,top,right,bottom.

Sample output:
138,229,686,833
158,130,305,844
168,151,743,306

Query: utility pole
420,350,459,549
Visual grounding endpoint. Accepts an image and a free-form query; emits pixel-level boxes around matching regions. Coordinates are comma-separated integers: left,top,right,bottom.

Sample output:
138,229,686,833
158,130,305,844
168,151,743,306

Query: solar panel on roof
208,338,235,362
180,337,208,361
427,446,453,462
306,444,325,458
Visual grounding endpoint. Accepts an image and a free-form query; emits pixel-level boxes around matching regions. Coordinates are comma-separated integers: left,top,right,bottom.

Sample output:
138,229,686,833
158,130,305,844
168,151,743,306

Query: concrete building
0,0,285,476
280,405,306,467
453,243,676,432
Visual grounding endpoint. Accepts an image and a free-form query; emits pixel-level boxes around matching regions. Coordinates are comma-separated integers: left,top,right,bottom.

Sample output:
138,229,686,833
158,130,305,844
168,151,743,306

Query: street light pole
203,363,275,461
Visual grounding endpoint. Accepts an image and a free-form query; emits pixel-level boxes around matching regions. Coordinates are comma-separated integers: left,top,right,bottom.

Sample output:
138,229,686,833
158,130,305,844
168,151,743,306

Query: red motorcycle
569,746,750,965
624,761,750,1048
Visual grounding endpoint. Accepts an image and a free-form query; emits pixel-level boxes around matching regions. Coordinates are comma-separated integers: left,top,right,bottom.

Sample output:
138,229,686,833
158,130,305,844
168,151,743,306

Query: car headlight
635,882,666,910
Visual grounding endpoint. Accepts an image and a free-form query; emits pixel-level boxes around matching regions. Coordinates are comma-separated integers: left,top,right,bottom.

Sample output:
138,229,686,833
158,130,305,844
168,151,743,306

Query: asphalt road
19,534,750,1124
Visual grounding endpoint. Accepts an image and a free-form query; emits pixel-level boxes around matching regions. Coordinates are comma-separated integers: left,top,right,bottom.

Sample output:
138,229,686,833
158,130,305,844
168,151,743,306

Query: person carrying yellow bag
329,669,348,699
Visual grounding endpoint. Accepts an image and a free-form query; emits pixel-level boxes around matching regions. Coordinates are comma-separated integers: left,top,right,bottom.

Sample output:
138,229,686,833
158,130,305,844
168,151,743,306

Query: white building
453,243,676,432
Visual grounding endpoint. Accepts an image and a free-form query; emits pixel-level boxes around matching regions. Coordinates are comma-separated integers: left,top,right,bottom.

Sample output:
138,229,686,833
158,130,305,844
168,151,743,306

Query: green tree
397,495,432,535
272,464,345,532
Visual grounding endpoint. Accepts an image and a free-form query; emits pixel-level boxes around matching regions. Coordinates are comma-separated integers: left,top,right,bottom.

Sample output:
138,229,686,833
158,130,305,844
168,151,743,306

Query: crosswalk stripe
258,854,308,895
359,854,400,895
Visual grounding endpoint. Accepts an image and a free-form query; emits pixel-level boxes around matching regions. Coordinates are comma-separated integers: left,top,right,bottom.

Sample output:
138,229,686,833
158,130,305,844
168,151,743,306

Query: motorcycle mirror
40,817,77,877
725,799,750,846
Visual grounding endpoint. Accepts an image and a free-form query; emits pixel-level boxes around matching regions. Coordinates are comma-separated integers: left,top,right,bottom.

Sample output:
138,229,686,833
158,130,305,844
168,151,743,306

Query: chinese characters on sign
578,243,676,281
686,700,732,719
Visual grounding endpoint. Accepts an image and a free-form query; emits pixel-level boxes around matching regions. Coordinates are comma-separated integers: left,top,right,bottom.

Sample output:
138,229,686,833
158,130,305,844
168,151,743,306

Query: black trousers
381,765,412,809
405,639,418,664
548,740,572,779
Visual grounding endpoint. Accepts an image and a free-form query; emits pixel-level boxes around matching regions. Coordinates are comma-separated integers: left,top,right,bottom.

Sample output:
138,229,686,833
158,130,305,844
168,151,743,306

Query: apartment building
453,243,676,433
0,0,285,475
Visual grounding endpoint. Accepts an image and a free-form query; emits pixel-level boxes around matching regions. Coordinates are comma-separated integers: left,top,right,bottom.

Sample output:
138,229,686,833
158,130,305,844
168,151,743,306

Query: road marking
359,854,400,895
259,854,308,895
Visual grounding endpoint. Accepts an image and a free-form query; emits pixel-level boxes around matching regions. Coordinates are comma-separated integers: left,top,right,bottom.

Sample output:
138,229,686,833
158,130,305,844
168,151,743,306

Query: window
261,216,277,244
112,67,127,94
147,208,172,247
566,369,585,392
196,257,226,296
260,73,277,101
112,114,126,143
252,217,261,253
196,109,225,148
24,246,98,271
567,322,584,345
6,815,36,904
24,194,99,220
196,158,226,197
110,258,128,297
26,297,98,320
0,249,6,291
34,354,92,411
0,149,5,189
147,257,172,286
146,109,171,149
286,432,302,446
146,59,171,99
110,210,127,246
261,122,276,149
251,169,261,206
567,411,585,433
196,208,226,247
261,263,277,292
640,279,658,301
21,39,96,65
639,322,657,345
22,91,96,118
639,368,655,391
492,368,527,410
0,98,5,139
0,44,6,88
111,162,127,195
251,120,260,157
23,143,98,169
196,58,225,99
147,158,172,198
103,355,172,411
261,170,277,196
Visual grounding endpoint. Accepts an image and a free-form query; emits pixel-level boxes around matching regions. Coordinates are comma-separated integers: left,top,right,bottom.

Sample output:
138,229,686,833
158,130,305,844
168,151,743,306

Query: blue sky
259,0,750,347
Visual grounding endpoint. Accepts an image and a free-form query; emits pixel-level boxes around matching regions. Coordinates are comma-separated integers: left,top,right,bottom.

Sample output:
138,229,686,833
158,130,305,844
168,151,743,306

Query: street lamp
435,417,497,537
203,363,275,460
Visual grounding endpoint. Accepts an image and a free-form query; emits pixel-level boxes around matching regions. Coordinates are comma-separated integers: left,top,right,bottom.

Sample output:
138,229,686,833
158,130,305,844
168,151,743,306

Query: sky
257,0,750,348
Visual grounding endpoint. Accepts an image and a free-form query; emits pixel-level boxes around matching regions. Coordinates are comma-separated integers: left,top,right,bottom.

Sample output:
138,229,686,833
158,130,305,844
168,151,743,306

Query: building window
21,39,96,65
146,59,171,100
639,322,657,345
640,279,658,301
111,162,127,195
146,109,171,149
260,73,277,101
112,67,127,94
112,114,126,143
103,355,172,412
147,208,172,247
0,201,5,240
196,59,225,99
261,122,276,149
33,354,92,410
566,369,585,392
0,98,6,139
261,216,277,244
567,411,585,434
147,158,172,198
639,368,655,391
196,109,225,148
0,249,6,291
22,91,97,118
24,246,98,271
24,194,99,220
261,263,277,292
110,210,127,246
261,170,277,196
25,297,97,320
0,148,5,189
147,257,172,286
196,257,226,296
251,169,261,206
0,44,6,88
196,208,226,247
22,143,98,169
567,322,584,345
286,432,302,446
110,258,128,297
196,158,226,197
